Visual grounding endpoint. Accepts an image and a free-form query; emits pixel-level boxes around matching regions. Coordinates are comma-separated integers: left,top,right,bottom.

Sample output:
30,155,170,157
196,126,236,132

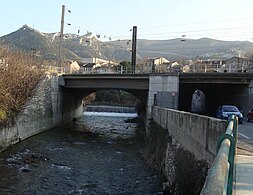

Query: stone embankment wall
143,121,209,194
152,106,227,165
0,73,83,151
144,107,226,193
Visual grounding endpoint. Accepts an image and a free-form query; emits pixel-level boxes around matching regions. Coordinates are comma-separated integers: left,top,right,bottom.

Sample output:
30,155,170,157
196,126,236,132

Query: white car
216,105,243,124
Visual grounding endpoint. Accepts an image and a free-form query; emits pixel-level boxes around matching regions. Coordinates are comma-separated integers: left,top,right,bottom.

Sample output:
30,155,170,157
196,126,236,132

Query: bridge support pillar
147,74,179,119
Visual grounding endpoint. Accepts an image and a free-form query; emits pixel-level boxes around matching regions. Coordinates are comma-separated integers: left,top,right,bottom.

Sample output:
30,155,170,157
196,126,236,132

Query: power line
62,8,253,42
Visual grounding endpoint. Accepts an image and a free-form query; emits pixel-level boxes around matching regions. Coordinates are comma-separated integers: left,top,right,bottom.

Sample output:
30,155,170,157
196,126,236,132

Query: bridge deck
180,73,253,84
60,74,150,89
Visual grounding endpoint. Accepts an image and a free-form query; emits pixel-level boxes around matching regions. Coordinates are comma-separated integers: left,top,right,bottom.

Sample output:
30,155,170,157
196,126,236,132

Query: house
168,61,182,73
63,61,80,73
142,57,170,73
93,63,115,73
182,65,191,73
80,57,118,73
83,63,95,73
224,57,250,73
191,60,225,73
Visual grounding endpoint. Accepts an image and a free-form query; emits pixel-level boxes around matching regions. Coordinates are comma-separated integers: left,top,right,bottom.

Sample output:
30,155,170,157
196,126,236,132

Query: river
0,113,163,194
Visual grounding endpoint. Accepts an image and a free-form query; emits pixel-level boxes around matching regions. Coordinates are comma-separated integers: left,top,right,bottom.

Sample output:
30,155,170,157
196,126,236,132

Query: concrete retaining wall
152,106,227,165
0,73,84,151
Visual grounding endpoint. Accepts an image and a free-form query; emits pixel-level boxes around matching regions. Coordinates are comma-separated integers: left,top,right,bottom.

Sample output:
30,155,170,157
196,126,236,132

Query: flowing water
0,113,163,194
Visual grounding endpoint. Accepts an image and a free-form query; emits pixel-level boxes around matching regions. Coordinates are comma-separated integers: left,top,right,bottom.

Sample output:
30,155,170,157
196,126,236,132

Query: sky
1,0,253,42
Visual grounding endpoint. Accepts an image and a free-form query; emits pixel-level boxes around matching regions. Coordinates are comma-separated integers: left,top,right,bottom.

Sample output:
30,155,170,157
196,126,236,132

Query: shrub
0,47,44,123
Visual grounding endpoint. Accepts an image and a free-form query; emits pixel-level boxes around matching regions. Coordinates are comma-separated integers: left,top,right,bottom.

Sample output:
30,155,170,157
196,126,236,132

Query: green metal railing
201,115,238,195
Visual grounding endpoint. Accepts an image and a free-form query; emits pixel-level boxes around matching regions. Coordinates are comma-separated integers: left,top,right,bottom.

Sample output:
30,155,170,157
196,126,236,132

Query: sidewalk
234,154,253,195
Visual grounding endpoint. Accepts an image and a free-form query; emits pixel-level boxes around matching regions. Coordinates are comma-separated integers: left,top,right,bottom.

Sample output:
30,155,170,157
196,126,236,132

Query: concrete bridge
60,73,253,117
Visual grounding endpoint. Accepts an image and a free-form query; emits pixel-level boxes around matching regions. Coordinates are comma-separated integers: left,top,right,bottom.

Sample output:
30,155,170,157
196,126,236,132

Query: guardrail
201,115,238,195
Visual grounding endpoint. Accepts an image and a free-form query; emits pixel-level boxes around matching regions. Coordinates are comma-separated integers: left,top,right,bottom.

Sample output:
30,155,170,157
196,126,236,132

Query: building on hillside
168,61,182,73
80,57,117,73
191,60,225,73
63,61,80,73
82,57,113,65
224,57,250,73
93,63,115,73
83,63,95,73
182,65,191,73
142,57,170,73
79,32,97,46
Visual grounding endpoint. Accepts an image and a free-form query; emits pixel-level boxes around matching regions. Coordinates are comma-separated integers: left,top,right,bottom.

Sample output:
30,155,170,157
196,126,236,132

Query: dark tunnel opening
179,83,249,117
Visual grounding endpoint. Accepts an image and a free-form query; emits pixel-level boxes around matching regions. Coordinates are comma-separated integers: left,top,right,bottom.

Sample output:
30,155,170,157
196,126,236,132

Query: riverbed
0,114,163,194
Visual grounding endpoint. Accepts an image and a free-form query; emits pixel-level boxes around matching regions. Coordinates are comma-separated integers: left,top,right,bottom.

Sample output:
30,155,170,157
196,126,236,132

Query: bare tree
0,46,44,122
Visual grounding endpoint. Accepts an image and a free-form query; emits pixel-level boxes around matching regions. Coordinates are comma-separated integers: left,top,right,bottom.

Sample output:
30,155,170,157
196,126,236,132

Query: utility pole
59,5,65,69
131,26,137,73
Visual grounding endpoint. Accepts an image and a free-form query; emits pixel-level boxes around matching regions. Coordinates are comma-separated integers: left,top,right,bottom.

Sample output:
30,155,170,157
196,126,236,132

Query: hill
1,25,253,62
0,25,79,60
110,38,253,60
0,25,131,62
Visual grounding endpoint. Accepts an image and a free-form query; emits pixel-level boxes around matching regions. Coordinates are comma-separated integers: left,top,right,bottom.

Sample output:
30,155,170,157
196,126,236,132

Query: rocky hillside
0,25,131,62
1,25,253,62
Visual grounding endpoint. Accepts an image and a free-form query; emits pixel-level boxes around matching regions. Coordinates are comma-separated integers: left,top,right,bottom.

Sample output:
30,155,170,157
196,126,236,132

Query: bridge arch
59,74,150,117
61,87,148,117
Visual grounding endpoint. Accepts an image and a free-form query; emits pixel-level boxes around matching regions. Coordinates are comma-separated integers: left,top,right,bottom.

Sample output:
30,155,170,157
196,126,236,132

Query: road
237,121,253,155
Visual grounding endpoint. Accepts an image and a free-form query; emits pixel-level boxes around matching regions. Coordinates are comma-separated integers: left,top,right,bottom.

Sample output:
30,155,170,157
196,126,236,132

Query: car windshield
223,106,239,112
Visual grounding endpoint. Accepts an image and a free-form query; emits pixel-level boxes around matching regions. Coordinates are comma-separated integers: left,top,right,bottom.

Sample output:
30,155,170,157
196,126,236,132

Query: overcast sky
1,0,253,41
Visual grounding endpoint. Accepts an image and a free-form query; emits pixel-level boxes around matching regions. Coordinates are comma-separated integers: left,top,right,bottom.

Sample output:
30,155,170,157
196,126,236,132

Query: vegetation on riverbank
0,47,43,123
94,90,138,106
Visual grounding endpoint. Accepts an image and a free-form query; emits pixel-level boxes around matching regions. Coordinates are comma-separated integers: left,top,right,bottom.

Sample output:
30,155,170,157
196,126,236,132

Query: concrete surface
235,155,253,195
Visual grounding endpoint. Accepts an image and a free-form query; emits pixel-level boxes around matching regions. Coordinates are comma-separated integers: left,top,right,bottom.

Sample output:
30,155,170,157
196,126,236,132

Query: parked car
247,109,253,122
216,105,243,124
